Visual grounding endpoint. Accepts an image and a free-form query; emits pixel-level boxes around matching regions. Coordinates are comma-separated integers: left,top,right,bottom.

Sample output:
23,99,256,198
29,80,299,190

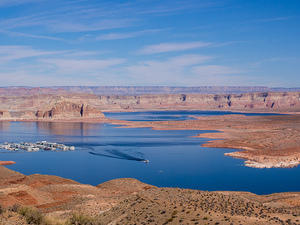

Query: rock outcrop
35,102,105,119
0,110,10,119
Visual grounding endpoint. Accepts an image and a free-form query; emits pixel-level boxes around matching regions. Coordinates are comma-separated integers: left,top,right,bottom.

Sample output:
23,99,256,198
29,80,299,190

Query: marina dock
0,141,75,152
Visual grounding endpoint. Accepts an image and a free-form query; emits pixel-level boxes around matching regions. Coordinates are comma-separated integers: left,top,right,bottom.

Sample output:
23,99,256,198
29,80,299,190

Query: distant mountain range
1,86,300,96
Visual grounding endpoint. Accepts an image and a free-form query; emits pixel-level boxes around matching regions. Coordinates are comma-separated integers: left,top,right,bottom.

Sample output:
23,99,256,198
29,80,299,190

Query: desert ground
0,166,299,225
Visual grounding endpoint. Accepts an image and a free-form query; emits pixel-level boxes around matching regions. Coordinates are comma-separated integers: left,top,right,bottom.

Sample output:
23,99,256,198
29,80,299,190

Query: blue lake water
105,110,281,121
0,111,298,195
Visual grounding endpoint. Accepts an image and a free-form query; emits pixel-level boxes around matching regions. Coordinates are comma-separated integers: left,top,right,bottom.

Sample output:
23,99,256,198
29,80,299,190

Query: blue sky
0,0,299,87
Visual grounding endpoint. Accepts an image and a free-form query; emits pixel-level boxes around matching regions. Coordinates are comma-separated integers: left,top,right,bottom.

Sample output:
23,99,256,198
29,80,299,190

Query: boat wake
88,148,149,163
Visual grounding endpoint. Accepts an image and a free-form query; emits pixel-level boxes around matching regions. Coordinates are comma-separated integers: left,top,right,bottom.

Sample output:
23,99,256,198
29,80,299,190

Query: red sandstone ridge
0,161,15,165
1,89,300,114
35,101,105,120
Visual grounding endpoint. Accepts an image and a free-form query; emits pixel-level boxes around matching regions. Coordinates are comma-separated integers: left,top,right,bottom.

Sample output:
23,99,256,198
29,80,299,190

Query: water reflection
0,122,11,131
36,122,102,136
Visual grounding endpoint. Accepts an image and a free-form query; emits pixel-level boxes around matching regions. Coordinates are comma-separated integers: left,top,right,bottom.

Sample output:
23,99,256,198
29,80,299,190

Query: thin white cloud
40,58,125,74
137,1,219,15
192,65,240,76
0,50,244,86
125,54,242,85
253,16,291,23
0,0,41,7
0,2,135,33
0,46,126,86
96,29,161,40
0,71,104,86
126,54,212,84
138,41,211,54
0,16,133,33
0,45,111,63
48,19,134,33
0,29,64,41
0,45,64,62
250,57,300,68
128,54,211,71
0,0,220,35
0,45,123,80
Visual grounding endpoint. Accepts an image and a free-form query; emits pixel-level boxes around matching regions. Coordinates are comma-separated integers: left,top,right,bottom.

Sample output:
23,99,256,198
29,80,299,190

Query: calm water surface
0,111,298,195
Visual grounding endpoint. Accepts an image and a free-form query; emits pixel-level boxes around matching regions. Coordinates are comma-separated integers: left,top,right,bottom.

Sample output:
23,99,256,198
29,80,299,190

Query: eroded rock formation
0,110,10,119
35,102,104,119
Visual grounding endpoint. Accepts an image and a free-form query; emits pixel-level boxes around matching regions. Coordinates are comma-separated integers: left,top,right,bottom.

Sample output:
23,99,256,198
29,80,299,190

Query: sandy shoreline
0,161,16,166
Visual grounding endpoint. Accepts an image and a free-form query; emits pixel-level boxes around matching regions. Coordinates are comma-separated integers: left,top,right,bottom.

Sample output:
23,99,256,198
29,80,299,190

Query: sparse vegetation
67,213,102,225
0,204,4,214
9,203,20,212
17,206,48,225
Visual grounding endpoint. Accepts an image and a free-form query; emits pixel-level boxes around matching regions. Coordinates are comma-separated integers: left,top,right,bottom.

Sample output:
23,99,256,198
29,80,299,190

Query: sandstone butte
0,101,106,122
0,166,299,225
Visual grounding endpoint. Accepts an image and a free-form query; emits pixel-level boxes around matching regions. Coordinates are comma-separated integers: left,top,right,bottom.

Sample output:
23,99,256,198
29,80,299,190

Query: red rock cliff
36,102,104,119
0,110,11,118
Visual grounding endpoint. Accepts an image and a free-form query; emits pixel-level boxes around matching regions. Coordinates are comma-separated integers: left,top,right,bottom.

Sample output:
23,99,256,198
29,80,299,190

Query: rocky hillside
0,166,299,225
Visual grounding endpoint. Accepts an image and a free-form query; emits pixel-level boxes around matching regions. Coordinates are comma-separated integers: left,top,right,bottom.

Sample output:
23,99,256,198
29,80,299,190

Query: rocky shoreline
225,152,300,168
0,161,15,166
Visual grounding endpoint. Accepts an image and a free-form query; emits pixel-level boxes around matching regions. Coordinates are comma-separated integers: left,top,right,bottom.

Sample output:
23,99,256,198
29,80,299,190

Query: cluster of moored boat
0,141,75,152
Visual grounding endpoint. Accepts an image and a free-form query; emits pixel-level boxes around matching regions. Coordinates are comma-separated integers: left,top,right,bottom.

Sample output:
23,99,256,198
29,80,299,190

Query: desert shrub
0,204,4,214
43,215,68,225
9,204,20,212
17,206,48,225
67,213,101,225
